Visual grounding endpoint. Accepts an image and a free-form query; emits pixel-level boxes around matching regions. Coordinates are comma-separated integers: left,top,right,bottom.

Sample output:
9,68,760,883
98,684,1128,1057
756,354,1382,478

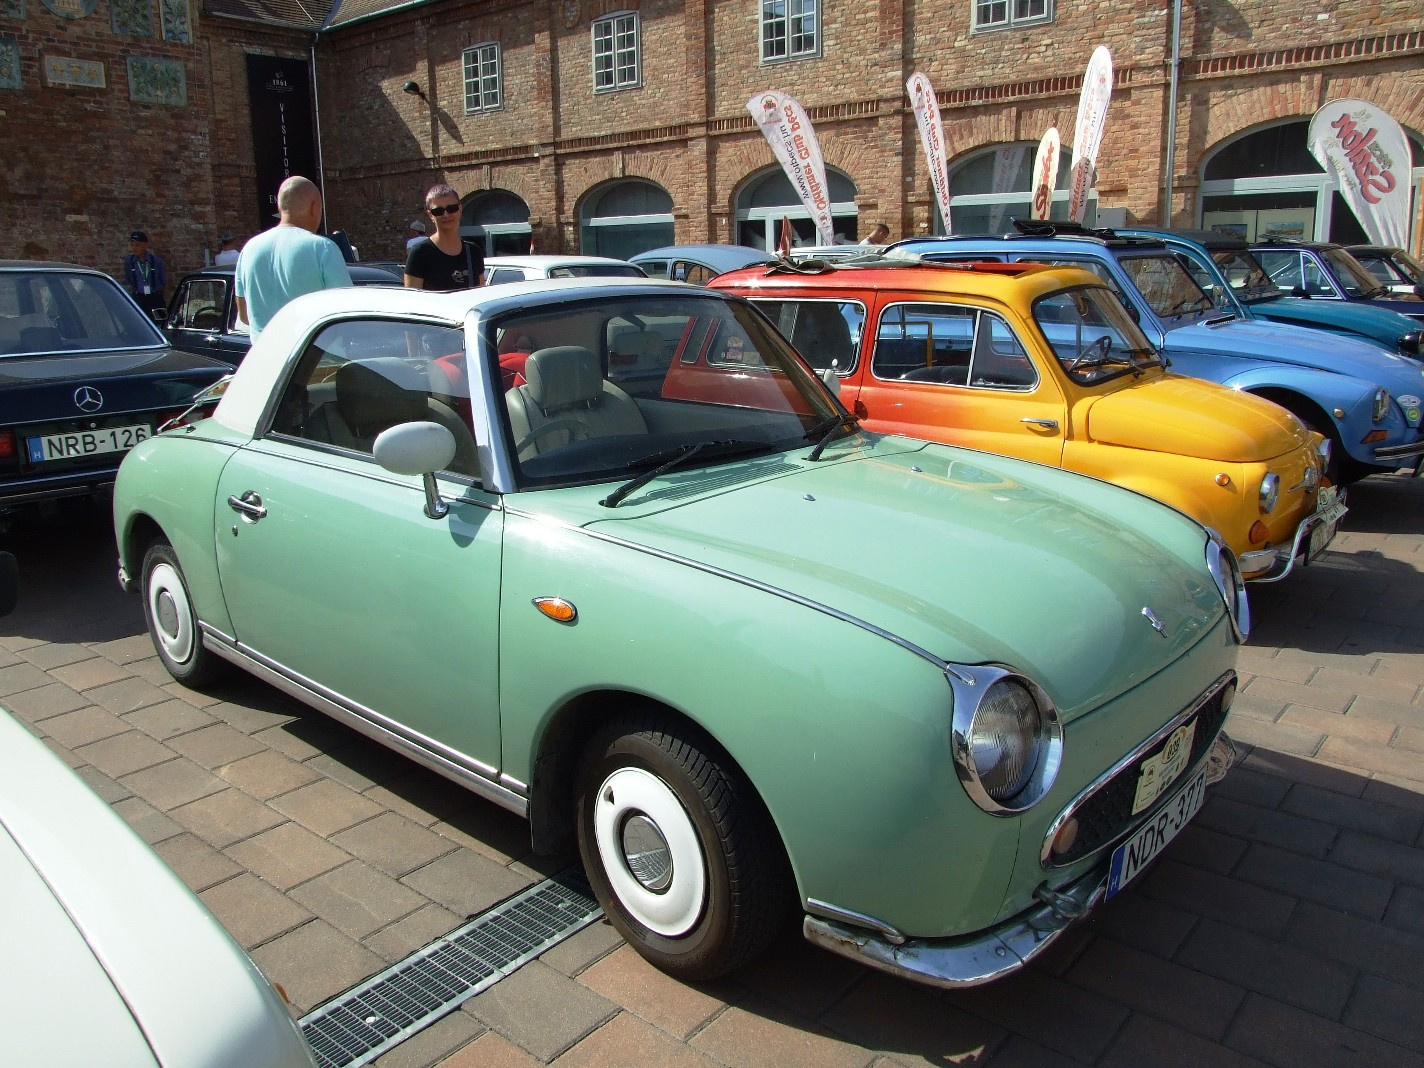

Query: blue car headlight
1399,330,1422,358
1372,388,1390,423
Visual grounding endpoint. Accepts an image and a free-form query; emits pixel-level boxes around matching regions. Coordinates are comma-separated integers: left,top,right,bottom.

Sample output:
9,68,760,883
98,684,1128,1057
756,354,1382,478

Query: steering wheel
516,418,589,454
1066,334,1112,371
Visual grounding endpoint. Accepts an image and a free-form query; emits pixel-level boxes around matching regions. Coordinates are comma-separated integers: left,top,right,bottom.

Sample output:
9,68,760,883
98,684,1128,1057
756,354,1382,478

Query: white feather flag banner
1030,128,1061,222
1067,46,1113,224
1309,99,1413,248
747,92,835,246
907,72,953,235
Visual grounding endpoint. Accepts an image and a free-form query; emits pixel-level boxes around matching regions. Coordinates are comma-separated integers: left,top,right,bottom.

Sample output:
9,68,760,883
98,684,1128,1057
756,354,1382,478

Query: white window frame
761,0,819,63
462,43,502,114
971,0,1052,34
593,11,640,93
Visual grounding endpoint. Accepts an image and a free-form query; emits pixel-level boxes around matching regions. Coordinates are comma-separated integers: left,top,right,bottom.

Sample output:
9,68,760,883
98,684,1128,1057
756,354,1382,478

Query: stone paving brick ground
3,472,1422,1067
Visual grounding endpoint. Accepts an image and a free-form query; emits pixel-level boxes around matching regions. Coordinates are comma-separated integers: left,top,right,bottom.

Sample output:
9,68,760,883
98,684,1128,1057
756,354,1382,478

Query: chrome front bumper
803,734,1236,990
1241,487,1348,584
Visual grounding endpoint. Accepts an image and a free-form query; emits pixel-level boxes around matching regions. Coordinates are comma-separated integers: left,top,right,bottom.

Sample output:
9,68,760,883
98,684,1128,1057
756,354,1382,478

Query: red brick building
2,0,1421,278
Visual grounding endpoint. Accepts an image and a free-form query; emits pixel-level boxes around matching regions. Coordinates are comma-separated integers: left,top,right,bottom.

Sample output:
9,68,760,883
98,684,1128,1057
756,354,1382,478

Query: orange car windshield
1033,285,1162,386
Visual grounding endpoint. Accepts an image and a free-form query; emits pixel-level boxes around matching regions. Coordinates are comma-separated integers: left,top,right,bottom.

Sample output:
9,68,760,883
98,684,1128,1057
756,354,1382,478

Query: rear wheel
141,541,227,688
575,713,790,981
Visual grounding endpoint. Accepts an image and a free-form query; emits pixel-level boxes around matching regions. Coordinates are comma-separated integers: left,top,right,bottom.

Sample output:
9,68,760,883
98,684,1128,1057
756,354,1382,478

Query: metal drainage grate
299,869,603,1068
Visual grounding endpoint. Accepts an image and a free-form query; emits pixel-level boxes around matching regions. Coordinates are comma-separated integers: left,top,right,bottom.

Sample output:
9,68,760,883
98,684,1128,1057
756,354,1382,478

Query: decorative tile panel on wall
112,0,153,37
160,0,190,43
0,39,19,89
128,55,185,105
0,0,22,20
44,54,105,87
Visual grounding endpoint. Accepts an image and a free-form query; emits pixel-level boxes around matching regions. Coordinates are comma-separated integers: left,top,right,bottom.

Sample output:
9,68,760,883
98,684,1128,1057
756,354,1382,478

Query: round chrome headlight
1372,387,1390,423
1205,532,1251,643
1399,330,1422,357
1258,472,1279,514
949,667,1062,815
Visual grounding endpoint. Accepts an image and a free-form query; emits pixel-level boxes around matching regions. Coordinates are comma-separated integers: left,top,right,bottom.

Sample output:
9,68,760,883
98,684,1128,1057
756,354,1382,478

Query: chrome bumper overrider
804,733,1236,989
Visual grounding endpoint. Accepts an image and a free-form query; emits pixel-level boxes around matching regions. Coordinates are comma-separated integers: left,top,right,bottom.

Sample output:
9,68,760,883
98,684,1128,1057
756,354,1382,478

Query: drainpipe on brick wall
1162,0,1182,225
310,0,343,227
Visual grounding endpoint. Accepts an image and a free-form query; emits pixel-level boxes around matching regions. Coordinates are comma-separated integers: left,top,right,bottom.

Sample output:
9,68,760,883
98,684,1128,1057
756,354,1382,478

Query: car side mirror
1290,286,1310,299
374,421,457,520
152,307,168,323
819,360,841,397
1413,283,1424,300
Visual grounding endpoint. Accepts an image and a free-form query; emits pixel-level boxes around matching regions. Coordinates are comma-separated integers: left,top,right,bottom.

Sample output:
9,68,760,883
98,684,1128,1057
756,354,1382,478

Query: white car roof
483,255,639,269
213,277,691,436
0,707,313,1068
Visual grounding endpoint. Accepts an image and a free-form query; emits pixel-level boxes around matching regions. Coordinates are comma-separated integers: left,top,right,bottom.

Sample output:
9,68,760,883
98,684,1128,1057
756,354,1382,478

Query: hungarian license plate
1107,763,1208,898
1305,485,1347,563
27,423,151,463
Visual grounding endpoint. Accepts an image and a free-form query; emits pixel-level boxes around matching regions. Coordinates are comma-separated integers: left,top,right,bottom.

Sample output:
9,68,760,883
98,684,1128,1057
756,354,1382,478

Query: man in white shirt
214,234,241,266
406,220,427,252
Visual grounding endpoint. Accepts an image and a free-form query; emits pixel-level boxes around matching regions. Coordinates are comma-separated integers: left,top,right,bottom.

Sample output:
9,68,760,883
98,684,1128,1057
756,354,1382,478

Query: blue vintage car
1249,238,1424,324
1118,228,1423,360
630,245,773,284
886,224,1424,483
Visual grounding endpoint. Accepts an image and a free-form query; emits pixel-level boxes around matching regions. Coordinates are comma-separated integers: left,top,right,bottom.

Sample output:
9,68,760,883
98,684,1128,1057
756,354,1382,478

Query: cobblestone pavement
3,472,1423,1068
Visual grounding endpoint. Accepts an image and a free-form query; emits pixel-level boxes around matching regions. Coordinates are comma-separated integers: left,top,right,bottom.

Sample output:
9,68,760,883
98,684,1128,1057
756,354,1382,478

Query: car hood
1166,317,1422,384
1245,295,1419,346
1083,373,1309,462
585,442,1226,719
0,347,228,424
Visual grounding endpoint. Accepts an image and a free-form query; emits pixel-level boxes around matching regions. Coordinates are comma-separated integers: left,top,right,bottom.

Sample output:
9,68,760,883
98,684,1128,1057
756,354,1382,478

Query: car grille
1043,676,1232,868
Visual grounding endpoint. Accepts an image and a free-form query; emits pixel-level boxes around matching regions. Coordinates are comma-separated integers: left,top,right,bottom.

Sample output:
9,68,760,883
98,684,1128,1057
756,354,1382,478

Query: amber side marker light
1215,473,1231,487
533,597,577,623
1361,429,1387,444
1249,520,1270,545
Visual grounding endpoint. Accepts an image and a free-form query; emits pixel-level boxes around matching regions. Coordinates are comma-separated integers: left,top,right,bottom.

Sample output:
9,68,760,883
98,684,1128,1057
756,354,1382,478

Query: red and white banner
1068,46,1113,224
1030,127,1062,221
747,92,835,246
907,72,953,235
1309,99,1414,249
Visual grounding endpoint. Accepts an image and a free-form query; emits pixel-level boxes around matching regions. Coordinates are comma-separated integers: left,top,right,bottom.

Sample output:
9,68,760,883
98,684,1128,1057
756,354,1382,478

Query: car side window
755,299,863,375
267,318,480,478
1300,256,1338,298
1257,250,1302,292
873,303,974,384
181,280,226,331
485,268,525,286
971,313,1038,389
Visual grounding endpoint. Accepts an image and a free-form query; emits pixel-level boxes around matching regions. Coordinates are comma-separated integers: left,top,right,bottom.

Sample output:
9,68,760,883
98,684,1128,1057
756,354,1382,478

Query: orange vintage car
710,260,1344,581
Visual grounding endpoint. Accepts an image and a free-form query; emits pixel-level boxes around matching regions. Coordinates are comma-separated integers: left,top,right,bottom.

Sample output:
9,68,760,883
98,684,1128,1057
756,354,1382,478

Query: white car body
481,254,645,285
0,707,315,1068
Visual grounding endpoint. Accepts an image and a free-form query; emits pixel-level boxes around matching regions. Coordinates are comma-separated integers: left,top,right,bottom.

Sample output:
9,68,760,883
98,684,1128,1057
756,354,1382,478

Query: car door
166,278,245,363
213,316,505,774
856,299,1067,467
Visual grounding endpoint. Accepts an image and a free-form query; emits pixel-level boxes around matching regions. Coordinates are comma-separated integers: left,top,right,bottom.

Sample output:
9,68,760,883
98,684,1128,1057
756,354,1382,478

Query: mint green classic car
113,279,1246,989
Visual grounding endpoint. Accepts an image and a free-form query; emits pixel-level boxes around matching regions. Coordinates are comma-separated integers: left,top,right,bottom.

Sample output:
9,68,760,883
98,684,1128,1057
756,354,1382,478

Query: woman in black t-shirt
403,183,485,291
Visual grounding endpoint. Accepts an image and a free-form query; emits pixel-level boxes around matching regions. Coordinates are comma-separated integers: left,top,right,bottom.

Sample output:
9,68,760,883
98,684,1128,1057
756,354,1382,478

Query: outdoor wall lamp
402,81,426,99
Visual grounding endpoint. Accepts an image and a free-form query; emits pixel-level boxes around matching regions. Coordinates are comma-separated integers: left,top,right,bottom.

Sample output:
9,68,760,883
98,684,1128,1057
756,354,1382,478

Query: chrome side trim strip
1038,671,1235,868
199,625,528,817
505,509,948,670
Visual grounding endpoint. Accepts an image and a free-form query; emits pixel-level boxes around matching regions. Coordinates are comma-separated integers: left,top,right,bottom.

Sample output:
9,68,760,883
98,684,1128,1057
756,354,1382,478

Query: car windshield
546,265,645,278
0,270,164,356
1033,284,1162,384
1209,248,1277,303
1117,253,1214,320
1392,248,1424,281
490,293,847,490
1323,247,1389,298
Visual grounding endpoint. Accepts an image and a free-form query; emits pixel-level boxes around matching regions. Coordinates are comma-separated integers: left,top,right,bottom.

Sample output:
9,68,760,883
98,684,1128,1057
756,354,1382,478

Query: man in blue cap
122,230,167,321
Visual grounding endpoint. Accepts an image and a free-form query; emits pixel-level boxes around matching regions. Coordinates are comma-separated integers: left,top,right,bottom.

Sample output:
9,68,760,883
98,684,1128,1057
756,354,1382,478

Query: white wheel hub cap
593,766,706,937
147,562,194,664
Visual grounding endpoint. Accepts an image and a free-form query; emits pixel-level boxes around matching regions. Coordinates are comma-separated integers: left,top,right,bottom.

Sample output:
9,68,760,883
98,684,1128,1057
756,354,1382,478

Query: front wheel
141,541,227,688
575,714,791,981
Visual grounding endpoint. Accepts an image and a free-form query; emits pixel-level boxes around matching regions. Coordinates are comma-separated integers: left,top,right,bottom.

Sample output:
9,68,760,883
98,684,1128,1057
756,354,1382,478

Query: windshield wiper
600,439,774,508
805,413,862,461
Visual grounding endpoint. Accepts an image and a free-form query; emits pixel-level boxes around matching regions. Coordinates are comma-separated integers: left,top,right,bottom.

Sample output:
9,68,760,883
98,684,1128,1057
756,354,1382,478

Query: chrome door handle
1020,418,1059,430
227,491,267,520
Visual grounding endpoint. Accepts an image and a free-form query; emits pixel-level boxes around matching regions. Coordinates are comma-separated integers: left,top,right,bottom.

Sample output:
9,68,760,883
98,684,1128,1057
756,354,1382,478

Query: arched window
943,143,1081,235
1199,119,1424,243
579,180,674,258
733,166,859,249
462,190,531,255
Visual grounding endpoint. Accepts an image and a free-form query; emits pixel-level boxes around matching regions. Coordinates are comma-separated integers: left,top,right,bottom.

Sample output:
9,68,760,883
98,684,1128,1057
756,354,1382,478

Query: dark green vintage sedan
113,278,1245,988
